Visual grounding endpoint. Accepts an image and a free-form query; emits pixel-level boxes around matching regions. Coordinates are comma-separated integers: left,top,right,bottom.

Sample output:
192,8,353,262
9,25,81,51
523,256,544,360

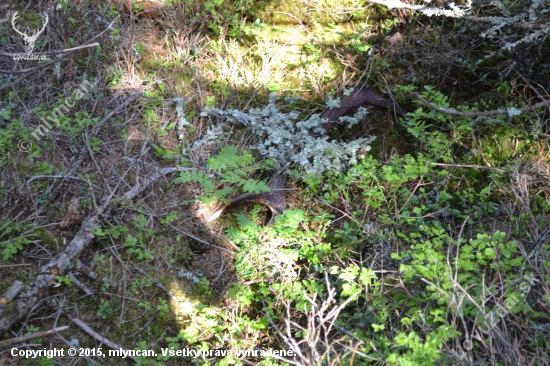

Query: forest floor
1,0,550,365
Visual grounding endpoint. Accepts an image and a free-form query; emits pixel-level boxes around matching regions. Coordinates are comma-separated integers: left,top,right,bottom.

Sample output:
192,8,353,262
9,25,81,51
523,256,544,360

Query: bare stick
0,43,99,58
166,223,236,254
0,281,24,318
0,326,68,348
67,272,94,296
66,315,137,362
0,264,32,268
0,52,72,75
414,92,550,117
430,162,508,173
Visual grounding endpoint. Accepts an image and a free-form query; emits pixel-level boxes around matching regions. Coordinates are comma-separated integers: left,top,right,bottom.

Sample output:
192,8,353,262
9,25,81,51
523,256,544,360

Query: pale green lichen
507,107,522,117
200,93,374,175
372,0,549,52
172,96,193,140
192,124,225,149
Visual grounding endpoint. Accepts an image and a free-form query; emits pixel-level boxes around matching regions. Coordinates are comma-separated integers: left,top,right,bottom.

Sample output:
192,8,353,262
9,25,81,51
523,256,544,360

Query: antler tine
35,13,49,37
11,11,26,37
27,13,49,38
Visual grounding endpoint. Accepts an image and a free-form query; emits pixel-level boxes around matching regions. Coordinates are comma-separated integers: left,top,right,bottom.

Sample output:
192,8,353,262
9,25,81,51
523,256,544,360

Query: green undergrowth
142,87,549,364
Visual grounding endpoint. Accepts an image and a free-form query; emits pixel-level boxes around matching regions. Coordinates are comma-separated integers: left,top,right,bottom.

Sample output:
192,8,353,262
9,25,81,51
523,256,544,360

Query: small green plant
124,233,154,261
173,145,270,203
138,301,153,313
55,275,74,287
345,25,372,53
157,299,170,316
0,221,33,260
97,300,114,319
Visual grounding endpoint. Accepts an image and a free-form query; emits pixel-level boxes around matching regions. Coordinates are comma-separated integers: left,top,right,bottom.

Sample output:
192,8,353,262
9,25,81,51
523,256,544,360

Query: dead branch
414,92,550,117
66,315,137,362
0,43,99,58
367,0,549,30
0,281,24,318
0,52,73,75
67,272,94,296
431,163,550,184
0,326,68,348
0,166,192,336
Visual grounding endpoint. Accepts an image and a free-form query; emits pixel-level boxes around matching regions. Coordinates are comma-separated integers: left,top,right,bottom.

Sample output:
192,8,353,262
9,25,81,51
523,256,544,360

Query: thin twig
0,264,32,268
430,162,508,173
0,43,99,58
0,53,72,75
414,92,550,117
0,326,69,348
166,223,236,254
65,314,137,362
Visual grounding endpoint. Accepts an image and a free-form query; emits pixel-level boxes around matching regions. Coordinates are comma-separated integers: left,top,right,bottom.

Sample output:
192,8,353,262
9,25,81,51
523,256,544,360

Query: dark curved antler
319,82,406,133
206,173,286,226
